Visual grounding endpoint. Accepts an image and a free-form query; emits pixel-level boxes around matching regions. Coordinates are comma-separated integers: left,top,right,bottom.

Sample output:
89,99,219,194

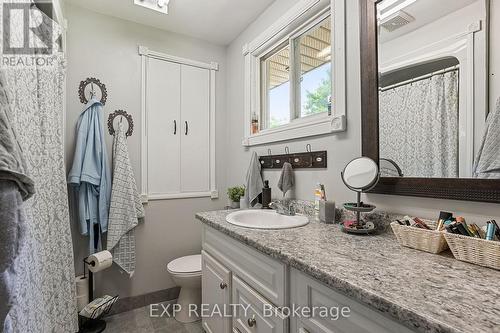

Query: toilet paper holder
82,256,96,302
78,255,117,333
82,251,113,302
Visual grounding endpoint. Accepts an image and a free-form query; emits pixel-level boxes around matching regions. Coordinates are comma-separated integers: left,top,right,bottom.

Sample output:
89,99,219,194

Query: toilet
167,254,202,323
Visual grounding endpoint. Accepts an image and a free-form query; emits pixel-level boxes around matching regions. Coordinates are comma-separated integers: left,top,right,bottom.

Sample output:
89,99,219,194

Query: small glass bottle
314,184,322,213
251,113,259,134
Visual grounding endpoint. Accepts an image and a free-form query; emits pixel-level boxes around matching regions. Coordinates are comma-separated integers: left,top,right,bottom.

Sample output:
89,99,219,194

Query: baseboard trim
107,286,181,316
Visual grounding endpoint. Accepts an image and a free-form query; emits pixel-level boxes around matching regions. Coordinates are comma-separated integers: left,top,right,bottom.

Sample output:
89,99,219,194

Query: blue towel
68,98,111,253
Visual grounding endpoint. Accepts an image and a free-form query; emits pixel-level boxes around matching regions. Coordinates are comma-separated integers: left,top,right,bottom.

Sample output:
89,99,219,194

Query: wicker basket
444,233,500,270
390,220,448,254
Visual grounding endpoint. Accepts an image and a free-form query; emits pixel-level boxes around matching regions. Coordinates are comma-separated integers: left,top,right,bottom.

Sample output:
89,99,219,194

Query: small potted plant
227,186,245,209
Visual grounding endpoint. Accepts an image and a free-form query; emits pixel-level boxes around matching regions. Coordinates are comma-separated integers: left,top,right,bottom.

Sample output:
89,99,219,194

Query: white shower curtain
1,4,78,332
379,70,459,178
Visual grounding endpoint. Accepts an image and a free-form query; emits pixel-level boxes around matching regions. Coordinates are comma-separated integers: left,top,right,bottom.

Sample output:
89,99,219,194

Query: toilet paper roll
75,275,89,312
75,275,89,296
87,250,113,273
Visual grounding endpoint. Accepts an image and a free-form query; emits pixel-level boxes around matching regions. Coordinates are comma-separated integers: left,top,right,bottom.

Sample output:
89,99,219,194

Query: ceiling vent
134,0,170,15
380,11,415,32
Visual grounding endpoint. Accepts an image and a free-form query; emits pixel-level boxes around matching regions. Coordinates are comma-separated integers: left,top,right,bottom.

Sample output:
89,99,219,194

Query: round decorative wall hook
78,77,108,105
107,110,134,137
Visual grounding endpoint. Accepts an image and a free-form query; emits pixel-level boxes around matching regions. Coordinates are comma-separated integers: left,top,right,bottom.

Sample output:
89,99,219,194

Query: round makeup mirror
341,157,380,235
341,157,379,192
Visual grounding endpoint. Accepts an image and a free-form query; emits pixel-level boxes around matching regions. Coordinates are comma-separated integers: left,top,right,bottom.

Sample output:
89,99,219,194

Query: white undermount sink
226,209,309,229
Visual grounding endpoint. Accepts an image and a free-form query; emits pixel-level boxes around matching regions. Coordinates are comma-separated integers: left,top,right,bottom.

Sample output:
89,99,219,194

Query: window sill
141,190,219,203
242,114,345,147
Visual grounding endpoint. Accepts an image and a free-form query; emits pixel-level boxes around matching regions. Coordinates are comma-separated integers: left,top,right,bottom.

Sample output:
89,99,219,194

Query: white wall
225,0,500,225
65,4,227,298
379,2,484,64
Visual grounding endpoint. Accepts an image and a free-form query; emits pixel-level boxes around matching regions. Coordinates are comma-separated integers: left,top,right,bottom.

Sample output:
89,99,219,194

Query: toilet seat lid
167,254,201,274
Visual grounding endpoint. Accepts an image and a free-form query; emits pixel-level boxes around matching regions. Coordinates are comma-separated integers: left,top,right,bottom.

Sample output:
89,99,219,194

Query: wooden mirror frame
359,0,500,203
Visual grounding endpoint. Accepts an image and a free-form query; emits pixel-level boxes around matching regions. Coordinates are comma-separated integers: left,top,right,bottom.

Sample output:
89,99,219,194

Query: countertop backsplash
273,199,394,233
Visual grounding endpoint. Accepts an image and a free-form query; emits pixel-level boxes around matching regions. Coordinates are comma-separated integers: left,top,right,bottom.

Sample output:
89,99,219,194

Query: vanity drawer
232,275,287,333
290,269,416,333
202,225,287,306
292,319,319,333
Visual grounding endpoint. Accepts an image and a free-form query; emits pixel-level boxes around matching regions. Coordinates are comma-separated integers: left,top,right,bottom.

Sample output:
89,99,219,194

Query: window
261,43,291,129
261,16,332,131
242,0,346,146
296,17,332,118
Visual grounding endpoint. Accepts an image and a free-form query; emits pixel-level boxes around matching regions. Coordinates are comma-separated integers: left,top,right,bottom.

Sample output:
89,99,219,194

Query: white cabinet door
147,58,181,195
180,65,210,193
202,226,287,307
232,276,287,333
202,251,232,333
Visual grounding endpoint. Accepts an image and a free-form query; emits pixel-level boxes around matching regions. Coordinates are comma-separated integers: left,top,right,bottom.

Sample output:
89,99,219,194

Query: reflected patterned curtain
1,3,78,332
379,70,459,178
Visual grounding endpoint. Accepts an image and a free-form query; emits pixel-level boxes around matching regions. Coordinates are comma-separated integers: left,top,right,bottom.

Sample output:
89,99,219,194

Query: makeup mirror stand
341,157,380,235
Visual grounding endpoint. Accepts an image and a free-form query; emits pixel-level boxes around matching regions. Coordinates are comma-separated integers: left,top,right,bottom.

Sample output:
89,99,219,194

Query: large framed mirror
360,0,500,203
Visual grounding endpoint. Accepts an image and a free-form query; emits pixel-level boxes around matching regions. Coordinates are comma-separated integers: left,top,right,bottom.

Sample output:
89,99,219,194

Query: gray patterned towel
0,71,34,333
473,97,500,179
106,120,145,276
244,152,264,207
0,72,34,200
278,162,294,197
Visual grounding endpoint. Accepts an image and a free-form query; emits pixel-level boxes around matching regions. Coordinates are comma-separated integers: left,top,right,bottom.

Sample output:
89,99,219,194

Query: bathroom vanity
196,210,500,333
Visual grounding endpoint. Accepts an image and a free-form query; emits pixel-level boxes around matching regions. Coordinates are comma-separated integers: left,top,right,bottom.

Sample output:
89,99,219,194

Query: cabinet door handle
247,315,256,327
219,282,227,290
173,120,177,135
185,121,188,135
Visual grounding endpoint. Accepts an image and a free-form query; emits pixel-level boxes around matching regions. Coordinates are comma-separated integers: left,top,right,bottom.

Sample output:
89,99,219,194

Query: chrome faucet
269,201,296,216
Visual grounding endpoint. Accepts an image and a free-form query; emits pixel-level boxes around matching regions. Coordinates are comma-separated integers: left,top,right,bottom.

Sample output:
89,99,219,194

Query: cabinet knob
219,282,227,290
247,315,256,327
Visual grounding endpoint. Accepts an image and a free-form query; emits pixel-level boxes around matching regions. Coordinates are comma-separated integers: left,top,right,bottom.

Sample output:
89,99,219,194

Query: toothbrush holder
319,200,336,224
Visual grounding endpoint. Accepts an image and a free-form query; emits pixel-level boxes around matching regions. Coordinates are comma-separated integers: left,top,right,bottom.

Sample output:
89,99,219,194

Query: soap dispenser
262,180,271,209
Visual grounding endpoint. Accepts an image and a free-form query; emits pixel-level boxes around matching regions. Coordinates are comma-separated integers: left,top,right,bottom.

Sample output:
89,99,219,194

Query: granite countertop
196,209,500,333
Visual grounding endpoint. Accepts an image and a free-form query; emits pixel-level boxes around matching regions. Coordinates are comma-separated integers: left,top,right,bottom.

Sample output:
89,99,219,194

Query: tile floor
105,304,203,333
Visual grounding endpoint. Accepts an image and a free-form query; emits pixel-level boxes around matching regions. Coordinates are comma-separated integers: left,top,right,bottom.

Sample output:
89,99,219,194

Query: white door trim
139,46,219,71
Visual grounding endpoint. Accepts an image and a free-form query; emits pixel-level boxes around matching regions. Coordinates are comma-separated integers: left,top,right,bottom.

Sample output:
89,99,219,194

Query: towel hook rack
259,148,327,169
107,110,134,137
79,77,108,105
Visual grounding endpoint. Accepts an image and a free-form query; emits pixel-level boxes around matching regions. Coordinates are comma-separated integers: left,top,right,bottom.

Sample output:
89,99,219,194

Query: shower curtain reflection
379,70,459,178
